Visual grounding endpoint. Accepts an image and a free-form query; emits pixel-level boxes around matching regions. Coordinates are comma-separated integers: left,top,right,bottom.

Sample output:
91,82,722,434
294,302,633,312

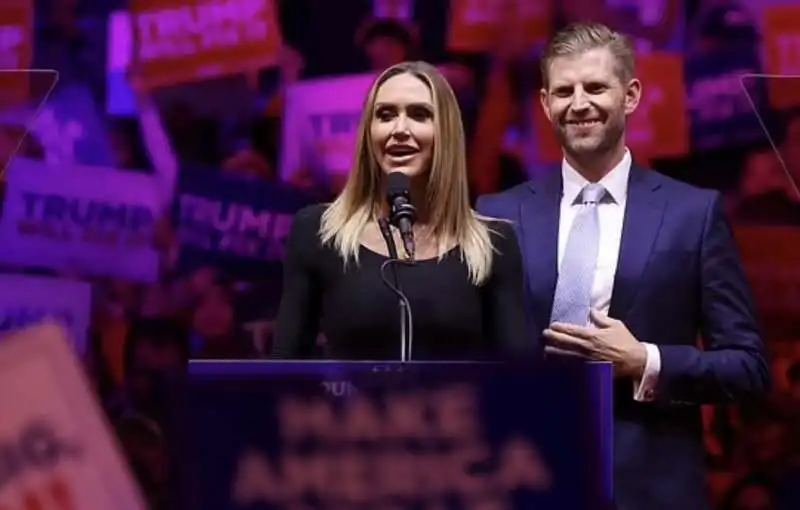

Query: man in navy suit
477,22,770,510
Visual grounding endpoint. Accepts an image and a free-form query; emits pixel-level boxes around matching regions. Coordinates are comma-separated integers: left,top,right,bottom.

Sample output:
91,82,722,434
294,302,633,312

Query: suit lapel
519,171,562,328
609,165,665,320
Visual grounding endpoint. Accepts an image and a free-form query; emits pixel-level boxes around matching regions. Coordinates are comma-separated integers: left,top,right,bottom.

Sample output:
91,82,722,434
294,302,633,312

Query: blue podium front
175,360,613,510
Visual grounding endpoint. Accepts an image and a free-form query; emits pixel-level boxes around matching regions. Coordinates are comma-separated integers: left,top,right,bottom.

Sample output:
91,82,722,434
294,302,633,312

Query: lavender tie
550,183,607,325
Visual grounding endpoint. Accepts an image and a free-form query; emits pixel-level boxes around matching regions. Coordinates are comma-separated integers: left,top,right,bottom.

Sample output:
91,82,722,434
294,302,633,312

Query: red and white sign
735,227,800,318
447,0,552,53
130,0,282,89
762,5,800,109
0,322,145,510
0,0,33,108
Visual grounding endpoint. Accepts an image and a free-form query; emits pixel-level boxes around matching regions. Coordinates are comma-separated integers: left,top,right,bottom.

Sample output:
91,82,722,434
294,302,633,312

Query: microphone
377,218,414,362
386,172,417,261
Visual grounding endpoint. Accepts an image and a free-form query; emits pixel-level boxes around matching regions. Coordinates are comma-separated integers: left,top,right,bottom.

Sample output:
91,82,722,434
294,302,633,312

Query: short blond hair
541,22,635,89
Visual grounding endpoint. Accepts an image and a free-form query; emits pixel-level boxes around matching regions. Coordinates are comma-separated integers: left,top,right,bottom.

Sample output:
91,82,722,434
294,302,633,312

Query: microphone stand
378,218,412,362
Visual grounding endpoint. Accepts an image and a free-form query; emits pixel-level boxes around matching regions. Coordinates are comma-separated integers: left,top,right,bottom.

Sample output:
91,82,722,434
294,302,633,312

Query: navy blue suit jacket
476,164,770,510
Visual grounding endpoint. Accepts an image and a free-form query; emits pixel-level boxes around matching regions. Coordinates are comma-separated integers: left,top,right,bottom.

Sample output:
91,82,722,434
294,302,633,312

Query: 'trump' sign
0,158,161,282
130,0,282,89
172,168,312,279
280,73,375,184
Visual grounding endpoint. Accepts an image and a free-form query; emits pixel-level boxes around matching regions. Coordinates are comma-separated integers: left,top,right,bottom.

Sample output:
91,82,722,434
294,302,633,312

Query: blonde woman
272,61,526,360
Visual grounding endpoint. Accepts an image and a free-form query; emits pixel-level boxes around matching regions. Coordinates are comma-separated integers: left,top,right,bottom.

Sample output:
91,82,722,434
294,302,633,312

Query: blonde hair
541,22,635,89
319,61,497,285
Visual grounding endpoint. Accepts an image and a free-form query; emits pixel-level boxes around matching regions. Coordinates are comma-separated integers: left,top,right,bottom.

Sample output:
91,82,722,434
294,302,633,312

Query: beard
554,111,626,160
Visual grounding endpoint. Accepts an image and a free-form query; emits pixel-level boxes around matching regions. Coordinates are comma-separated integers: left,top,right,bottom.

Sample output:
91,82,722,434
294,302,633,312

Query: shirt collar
561,149,631,205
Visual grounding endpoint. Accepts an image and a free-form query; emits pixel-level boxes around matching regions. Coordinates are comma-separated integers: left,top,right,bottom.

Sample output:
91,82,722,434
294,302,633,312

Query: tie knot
581,184,606,205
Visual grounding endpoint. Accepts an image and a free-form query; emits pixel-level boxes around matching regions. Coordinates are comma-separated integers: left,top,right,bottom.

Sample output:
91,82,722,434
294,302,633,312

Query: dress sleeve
271,205,323,358
483,221,528,354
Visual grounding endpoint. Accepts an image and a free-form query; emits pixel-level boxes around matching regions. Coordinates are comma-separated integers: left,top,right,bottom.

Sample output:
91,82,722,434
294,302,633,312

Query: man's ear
624,78,642,115
540,88,552,123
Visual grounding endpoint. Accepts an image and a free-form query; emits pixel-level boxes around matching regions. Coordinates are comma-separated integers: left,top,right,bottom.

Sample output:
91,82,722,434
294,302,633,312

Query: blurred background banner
762,4,800,110
279,73,375,183
446,0,504,53
0,322,145,510
0,158,161,282
0,0,33,109
446,0,552,53
129,0,283,90
735,227,800,335
624,51,689,163
686,48,766,151
0,273,91,354
512,0,554,48
172,168,312,280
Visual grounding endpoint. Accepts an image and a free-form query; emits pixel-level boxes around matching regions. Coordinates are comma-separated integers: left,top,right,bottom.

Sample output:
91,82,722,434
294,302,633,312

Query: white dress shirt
559,150,660,402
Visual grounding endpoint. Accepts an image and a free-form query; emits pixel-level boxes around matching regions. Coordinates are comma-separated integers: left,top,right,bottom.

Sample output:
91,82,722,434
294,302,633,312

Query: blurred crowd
0,0,799,509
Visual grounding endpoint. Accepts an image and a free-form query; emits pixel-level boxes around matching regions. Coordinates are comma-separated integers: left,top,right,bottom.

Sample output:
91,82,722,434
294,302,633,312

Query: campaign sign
172,168,313,279
0,273,91,355
0,158,161,282
763,4,800,110
447,0,552,53
0,322,145,510
685,47,768,151
735,227,800,331
0,0,33,108
174,360,614,510
279,73,375,183
130,0,282,90
626,52,689,162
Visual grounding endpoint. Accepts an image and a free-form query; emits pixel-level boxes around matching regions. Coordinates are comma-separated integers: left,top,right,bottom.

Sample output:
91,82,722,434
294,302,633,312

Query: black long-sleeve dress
272,204,527,360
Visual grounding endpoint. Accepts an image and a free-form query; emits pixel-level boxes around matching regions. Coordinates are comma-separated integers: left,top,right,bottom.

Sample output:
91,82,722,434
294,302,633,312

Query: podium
173,359,614,510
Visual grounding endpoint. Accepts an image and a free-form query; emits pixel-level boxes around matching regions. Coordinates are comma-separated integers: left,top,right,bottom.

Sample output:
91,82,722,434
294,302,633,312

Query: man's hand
543,310,647,378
